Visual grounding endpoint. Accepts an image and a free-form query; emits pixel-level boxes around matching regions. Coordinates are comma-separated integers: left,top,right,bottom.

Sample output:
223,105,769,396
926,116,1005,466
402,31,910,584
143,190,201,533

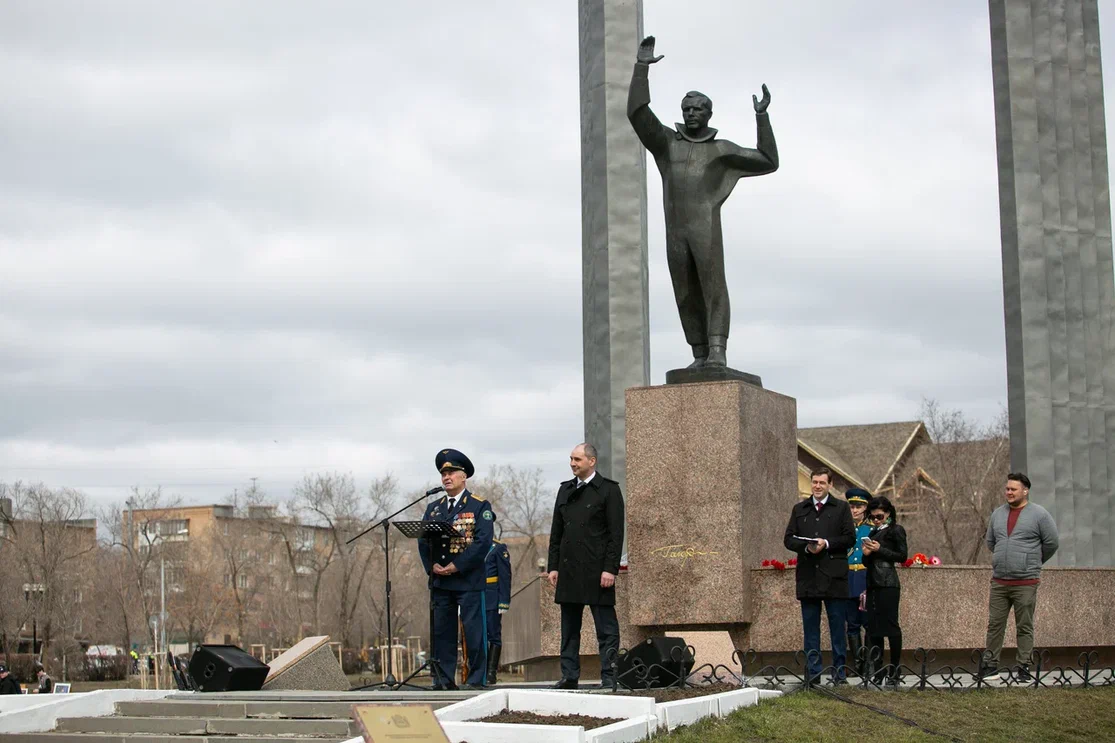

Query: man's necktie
815,501,823,513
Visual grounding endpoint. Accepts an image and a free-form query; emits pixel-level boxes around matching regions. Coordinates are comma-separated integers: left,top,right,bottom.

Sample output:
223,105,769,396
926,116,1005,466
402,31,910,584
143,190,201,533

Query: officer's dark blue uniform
418,449,494,689
484,537,512,684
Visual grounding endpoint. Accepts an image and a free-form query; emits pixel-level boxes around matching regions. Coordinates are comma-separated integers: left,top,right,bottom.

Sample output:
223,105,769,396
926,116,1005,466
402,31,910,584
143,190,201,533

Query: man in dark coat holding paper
547,443,625,689
784,468,856,683
418,448,494,689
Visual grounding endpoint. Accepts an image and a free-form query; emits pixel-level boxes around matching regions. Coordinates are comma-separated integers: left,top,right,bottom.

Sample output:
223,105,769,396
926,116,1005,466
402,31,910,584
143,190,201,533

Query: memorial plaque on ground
352,704,449,743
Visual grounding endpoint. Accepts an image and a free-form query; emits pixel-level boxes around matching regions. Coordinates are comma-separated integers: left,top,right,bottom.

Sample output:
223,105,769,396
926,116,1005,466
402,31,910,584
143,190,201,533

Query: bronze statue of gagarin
628,36,778,372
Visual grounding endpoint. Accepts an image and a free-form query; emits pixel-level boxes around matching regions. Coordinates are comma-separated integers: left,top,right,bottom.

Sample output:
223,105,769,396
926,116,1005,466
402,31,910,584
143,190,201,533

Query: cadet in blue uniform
484,528,512,685
418,449,494,689
844,488,872,676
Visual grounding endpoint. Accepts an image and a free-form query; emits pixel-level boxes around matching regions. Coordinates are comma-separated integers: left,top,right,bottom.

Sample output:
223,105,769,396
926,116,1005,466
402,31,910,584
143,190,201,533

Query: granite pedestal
625,380,797,628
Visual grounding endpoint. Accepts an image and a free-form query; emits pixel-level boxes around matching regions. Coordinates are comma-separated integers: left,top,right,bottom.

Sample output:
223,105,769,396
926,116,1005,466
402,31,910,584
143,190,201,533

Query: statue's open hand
638,36,664,64
753,84,771,114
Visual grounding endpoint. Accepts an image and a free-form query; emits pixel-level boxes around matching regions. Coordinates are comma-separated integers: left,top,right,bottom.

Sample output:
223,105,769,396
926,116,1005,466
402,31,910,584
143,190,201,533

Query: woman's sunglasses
869,514,888,522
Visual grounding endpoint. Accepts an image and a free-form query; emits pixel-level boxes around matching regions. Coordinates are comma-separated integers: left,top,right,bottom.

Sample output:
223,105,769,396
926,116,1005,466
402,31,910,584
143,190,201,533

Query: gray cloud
0,1,1106,504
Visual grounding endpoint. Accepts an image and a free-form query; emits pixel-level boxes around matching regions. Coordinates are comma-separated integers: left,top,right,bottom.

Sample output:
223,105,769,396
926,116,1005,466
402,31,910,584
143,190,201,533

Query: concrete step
166,690,477,703
114,699,360,719
55,715,357,737
0,731,352,736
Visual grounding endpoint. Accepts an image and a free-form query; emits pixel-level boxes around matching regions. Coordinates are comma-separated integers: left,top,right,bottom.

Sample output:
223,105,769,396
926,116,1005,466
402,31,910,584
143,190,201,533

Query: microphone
425,486,445,496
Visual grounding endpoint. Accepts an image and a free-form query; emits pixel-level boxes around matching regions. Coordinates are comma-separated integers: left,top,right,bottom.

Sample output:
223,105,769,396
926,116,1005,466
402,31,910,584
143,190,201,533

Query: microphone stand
347,489,440,690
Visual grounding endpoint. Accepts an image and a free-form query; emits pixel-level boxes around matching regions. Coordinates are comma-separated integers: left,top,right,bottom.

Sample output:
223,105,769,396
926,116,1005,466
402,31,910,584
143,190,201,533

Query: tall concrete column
991,0,1115,565
579,0,650,510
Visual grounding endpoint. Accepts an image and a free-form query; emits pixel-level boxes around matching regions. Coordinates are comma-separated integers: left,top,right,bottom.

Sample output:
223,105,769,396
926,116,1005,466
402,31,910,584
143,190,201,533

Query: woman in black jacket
861,495,908,686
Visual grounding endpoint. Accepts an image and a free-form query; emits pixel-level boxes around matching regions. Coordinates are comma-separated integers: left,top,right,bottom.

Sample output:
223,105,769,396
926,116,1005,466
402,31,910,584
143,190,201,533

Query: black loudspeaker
615,637,695,688
188,645,269,692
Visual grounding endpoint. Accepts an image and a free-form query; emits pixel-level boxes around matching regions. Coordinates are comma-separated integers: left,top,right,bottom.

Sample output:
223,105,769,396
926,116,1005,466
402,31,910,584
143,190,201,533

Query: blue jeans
800,598,848,679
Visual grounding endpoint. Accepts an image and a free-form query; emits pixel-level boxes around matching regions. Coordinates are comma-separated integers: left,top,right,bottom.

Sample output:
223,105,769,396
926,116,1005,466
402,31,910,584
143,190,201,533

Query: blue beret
435,448,475,479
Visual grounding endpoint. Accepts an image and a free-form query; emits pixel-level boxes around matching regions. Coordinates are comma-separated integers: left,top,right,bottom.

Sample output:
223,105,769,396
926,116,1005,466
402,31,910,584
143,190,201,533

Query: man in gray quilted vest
980,472,1059,680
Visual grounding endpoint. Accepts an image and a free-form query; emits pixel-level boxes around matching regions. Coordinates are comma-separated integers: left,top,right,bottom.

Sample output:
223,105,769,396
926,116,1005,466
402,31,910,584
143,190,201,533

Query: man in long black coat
547,443,624,689
784,468,856,683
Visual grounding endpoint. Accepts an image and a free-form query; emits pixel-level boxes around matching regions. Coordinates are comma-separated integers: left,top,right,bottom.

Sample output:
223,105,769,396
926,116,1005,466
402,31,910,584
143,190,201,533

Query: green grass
656,686,1115,743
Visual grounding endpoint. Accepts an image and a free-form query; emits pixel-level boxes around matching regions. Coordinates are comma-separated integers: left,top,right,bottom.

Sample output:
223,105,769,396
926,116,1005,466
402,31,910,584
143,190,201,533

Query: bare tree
901,399,1010,564
210,483,274,646
0,482,97,666
104,487,182,650
323,475,398,648
86,545,141,653
353,482,430,649
286,473,349,635
168,545,231,647
475,465,552,587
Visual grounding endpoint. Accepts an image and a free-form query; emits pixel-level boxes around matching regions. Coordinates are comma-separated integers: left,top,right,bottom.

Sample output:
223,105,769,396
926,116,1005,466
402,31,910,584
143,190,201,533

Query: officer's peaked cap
435,448,475,478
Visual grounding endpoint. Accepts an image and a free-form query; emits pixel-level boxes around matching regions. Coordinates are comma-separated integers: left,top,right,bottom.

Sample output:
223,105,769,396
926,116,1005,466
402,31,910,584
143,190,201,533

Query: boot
686,344,708,369
486,643,501,686
847,633,863,678
706,336,727,366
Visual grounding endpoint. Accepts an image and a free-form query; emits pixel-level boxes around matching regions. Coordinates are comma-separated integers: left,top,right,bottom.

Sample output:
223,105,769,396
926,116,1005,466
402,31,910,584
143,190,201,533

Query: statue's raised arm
723,83,778,176
627,36,670,156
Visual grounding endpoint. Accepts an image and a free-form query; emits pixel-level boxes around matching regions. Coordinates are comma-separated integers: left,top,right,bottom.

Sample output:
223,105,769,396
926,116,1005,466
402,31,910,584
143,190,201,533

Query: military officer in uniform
484,527,512,685
418,449,494,689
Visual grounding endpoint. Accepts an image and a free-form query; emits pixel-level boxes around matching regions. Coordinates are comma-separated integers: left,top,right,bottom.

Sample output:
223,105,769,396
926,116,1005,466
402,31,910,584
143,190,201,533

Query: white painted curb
714,687,760,715
507,690,656,719
434,689,508,722
585,712,658,743
442,720,585,743
655,695,717,731
0,689,174,734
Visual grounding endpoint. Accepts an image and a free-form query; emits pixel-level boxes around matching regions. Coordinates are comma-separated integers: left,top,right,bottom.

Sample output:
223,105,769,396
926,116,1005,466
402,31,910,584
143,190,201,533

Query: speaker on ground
615,637,695,689
187,644,269,692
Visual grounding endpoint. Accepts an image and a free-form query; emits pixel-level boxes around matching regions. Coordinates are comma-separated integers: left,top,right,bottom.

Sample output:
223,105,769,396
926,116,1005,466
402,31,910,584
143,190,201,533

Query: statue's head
681,91,713,131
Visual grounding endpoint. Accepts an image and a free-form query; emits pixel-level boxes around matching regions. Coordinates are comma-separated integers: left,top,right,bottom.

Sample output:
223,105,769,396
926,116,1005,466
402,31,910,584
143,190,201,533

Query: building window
158,519,188,536
237,574,249,589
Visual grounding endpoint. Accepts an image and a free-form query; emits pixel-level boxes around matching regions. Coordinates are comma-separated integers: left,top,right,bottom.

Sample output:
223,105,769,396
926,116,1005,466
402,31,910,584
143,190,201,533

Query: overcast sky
2,1,1111,508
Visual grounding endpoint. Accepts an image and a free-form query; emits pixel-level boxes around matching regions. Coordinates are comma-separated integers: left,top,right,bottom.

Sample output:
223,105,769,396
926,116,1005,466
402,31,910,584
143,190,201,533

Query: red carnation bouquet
902,553,941,567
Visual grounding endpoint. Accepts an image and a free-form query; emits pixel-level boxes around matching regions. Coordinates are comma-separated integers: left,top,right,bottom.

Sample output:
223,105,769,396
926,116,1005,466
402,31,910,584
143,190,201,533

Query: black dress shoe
553,678,579,690
463,683,488,690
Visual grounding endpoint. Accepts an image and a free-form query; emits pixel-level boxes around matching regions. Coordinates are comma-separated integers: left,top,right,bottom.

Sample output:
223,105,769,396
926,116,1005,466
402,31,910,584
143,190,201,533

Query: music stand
392,520,462,690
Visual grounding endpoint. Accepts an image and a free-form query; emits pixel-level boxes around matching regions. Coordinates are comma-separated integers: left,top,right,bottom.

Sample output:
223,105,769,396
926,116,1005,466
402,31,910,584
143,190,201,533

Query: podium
393,520,462,540
392,520,462,689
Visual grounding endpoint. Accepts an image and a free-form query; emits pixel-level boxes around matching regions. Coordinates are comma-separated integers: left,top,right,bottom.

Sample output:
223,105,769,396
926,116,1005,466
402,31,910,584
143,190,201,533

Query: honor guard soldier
418,448,494,689
484,528,512,685
844,488,872,676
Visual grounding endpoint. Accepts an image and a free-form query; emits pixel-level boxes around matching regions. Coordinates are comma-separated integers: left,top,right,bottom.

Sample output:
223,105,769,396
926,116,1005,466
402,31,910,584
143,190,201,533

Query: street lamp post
160,557,166,662
22,583,44,661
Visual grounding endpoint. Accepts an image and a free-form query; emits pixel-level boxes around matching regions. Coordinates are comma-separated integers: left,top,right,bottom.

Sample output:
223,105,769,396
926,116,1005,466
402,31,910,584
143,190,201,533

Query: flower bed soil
625,682,741,703
474,709,625,729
